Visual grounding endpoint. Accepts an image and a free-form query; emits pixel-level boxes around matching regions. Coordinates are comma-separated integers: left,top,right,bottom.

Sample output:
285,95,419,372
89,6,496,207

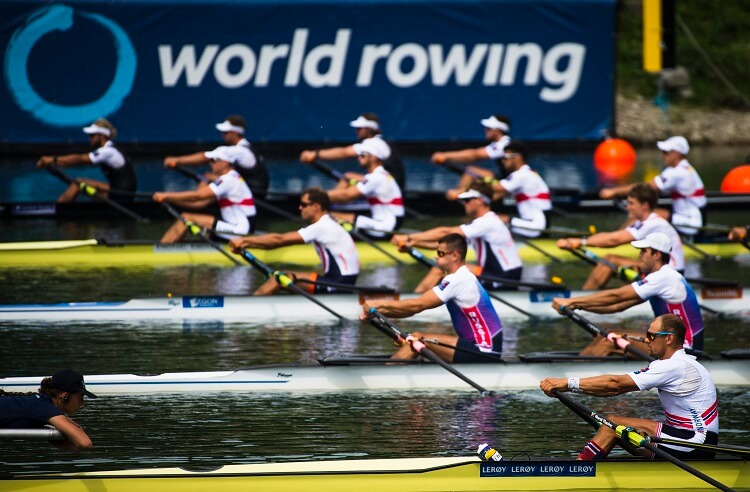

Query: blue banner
1,0,616,144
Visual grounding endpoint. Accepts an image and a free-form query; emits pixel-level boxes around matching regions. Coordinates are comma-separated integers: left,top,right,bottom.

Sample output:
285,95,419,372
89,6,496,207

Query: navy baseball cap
51,369,98,398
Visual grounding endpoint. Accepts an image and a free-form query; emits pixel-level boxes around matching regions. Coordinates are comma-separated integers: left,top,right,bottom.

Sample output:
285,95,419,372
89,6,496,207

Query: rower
487,141,552,238
153,147,256,244
540,314,719,461
361,233,503,363
299,113,405,191
557,183,685,289
37,118,137,204
552,232,704,353
599,136,706,236
229,187,359,295
391,182,522,293
0,369,96,451
325,137,405,238
163,115,269,200
432,114,512,201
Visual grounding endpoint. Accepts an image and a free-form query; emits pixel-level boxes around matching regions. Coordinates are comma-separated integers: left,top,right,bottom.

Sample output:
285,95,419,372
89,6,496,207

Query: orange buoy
593,138,636,180
720,165,750,193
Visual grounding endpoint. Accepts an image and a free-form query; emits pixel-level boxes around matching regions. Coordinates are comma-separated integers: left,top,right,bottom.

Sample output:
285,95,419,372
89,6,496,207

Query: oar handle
575,248,639,282
559,306,654,362
477,272,566,291
368,309,490,394
294,277,395,294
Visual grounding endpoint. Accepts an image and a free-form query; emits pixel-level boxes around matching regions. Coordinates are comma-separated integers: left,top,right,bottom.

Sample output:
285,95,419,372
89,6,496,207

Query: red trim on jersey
514,192,551,203
670,189,705,199
461,306,492,349
218,197,255,208
367,197,404,206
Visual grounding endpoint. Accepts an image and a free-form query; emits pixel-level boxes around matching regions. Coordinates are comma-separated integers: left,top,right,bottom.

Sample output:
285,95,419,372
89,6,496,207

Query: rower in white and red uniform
326,137,405,237
541,313,718,461
154,146,256,244
488,141,552,238
600,136,706,236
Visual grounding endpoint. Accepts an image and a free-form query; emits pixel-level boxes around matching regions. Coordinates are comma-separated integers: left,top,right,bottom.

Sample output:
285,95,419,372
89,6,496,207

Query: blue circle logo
4,4,137,127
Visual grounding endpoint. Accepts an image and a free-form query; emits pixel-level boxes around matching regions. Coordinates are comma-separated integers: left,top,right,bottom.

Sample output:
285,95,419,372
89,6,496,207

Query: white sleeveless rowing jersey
209,170,256,234
654,159,706,230
629,349,718,434
484,135,510,160
460,211,521,273
355,165,404,231
298,214,360,277
499,164,552,220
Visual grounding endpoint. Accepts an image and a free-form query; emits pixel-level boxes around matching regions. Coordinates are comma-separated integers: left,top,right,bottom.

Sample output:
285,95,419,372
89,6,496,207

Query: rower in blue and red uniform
37,118,137,204
361,233,503,363
552,232,704,355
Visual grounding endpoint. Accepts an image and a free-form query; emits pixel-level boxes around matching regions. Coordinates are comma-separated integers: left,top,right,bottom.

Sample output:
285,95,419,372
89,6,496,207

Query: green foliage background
617,0,750,109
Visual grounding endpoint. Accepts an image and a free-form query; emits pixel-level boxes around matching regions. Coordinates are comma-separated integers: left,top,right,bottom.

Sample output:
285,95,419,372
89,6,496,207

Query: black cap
51,369,98,398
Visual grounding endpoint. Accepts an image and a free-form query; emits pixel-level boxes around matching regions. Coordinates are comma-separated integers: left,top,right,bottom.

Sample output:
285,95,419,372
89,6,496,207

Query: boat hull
2,358,748,394
0,238,746,267
0,289,746,323
4,457,749,491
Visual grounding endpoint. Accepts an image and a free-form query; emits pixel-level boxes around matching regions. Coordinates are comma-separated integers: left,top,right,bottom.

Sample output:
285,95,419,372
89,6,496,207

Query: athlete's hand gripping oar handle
293,277,395,294
552,391,736,492
158,200,242,266
335,218,404,265
368,309,490,394
559,306,654,362
235,248,348,322
45,166,147,222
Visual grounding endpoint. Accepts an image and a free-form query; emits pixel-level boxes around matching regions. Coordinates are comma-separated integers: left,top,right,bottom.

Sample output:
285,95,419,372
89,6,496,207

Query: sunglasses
299,201,314,208
435,249,455,258
502,153,519,160
645,331,676,341
358,152,371,158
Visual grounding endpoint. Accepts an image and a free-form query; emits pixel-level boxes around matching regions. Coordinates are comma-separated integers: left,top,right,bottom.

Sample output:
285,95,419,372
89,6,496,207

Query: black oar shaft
515,235,561,263
159,201,241,266
236,248,348,321
560,307,654,361
369,309,489,394
45,167,146,222
477,272,566,291
294,277,395,294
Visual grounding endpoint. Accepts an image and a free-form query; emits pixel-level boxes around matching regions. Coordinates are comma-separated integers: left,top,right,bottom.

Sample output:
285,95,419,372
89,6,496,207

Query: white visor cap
349,115,380,131
205,146,236,164
656,136,689,155
456,189,491,204
353,137,391,161
82,124,111,137
631,231,672,254
215,120,245,135
480,116,510,133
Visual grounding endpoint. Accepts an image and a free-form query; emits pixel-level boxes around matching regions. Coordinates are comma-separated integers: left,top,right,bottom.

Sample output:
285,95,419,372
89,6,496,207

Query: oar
647,436,750,459
514,235,562,263
418,337,504,363
367,308,490,394
399,245,538,319
235,247,349,322
559,306,654,361
680,235,714,261
334,218,405,265
552,390,736,492
310,158,428,219
293,277,395,294
157,200,242,266
510,223,597,238
45,167,147,222
169,164,302,222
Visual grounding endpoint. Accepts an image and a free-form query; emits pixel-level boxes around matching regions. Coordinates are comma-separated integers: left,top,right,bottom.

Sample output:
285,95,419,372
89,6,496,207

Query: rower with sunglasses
391,182,521,293
552,232,704,355
154,147,256,244
599,136,706,236
540,313,719,462
229,187,359,295
361,233,503,363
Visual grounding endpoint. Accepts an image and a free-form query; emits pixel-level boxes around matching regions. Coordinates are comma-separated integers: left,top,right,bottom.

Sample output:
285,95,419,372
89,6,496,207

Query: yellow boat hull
0,239,745,267
5,457,749,491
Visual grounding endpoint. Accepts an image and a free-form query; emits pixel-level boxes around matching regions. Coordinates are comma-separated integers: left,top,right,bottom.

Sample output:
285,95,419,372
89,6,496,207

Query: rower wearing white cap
164,114,268,199
299,113,405,191
488,141,552,238
432,114,512,201
37,118,137,204
326,137,405,236
154,146,256,244
552,232,705,353
600,136,706,236
391,182,521,293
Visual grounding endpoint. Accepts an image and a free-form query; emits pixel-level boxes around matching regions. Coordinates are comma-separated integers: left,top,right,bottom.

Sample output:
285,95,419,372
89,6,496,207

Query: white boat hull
0,288,747,324
3,358,748,394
